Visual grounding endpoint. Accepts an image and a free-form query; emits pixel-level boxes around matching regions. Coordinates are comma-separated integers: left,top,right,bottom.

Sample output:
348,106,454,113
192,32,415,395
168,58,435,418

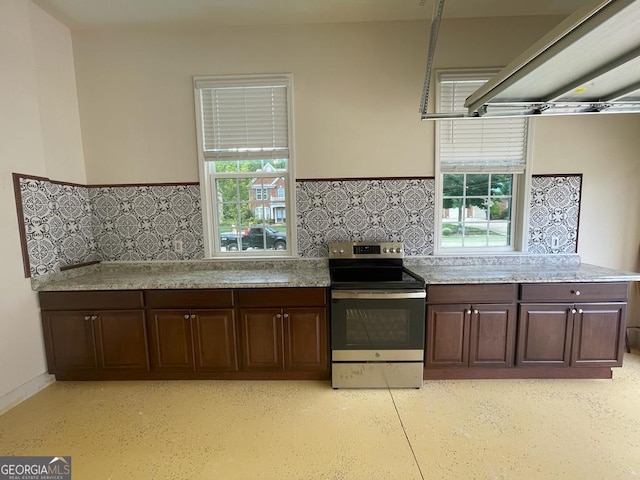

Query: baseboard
0,373,55,416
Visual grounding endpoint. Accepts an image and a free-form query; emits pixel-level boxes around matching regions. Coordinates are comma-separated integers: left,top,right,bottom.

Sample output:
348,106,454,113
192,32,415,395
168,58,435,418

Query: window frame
193,74,297,258
434,69,533,255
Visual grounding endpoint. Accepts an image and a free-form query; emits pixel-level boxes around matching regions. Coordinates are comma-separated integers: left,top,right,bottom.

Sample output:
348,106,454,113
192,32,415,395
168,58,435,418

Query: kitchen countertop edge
32,257,640,292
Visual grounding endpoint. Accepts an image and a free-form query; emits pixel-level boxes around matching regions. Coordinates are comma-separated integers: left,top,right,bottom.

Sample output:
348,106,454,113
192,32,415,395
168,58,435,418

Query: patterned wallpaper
18,178,99,276
15,174,581,276
90,185,204,261
528,175,582,254
296,179,435,257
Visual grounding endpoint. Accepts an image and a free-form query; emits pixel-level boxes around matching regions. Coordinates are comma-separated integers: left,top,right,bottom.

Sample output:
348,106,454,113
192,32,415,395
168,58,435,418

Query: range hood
420,0,640,119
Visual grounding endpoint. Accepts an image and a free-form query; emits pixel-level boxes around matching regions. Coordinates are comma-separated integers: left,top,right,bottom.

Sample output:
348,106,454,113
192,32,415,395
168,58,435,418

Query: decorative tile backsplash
90,185,204,261
296,179,435,257
18,178,99,276
15,174,582,276
528,175,581,254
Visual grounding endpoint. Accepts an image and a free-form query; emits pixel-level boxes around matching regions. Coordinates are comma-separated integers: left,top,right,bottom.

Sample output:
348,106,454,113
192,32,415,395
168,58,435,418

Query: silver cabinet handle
572,290,581,296
473,310,479,315
571,308,577,314
466,309,472,315
578,309,584,314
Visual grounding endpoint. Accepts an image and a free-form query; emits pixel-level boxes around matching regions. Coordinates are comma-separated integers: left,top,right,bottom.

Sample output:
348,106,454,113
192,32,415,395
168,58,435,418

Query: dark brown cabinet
238,288,328,375
518,302,626,367
146,290,238,373
39,291,149,377
518,283,628,369
426,284,517,370
39,287,328,381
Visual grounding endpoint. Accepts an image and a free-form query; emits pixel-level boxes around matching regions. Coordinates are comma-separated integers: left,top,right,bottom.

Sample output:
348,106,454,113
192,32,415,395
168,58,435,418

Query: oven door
331,290,426,360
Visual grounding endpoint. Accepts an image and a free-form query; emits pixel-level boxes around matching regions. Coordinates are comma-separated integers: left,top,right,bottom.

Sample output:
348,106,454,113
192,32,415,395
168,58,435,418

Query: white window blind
195,76,289,161
438,72,528,173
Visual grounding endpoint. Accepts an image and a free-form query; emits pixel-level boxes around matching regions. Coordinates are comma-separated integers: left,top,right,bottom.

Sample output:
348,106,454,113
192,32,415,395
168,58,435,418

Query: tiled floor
1,354,640,479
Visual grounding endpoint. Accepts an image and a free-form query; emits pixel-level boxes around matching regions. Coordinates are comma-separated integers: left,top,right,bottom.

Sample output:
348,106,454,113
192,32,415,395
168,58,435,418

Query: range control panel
328,242,404,259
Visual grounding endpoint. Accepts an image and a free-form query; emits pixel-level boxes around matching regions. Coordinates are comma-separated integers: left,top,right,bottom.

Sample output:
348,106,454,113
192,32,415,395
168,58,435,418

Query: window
435,71,531,253
194,74,294,256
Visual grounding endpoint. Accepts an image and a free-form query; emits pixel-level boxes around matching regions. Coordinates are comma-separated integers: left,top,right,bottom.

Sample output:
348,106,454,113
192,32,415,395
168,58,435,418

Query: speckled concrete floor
1,354,640,480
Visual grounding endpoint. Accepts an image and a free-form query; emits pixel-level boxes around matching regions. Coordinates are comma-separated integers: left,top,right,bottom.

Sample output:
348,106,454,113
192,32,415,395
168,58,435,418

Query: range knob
331,249,338,254
395,248,402,253
339,249,345,254
383,248,389,253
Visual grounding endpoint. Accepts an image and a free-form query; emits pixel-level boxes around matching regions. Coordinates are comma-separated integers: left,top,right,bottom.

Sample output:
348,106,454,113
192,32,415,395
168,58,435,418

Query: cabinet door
469,304,516,367
240,308,283,371
94,310,149,371
42,311,97,373
148,310,195,371
284,308,328,372
517,304,573,366
571,303,626,367
192,309,238,372
426,304,469,368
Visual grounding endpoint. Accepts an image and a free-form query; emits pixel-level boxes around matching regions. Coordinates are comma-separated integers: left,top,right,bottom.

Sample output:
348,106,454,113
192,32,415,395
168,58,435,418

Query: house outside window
194,74,294,256
435,70,532,253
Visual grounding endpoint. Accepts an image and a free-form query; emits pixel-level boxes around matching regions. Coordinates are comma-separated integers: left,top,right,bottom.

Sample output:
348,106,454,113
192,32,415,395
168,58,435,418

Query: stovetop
328,241,425,290
329,266,426,290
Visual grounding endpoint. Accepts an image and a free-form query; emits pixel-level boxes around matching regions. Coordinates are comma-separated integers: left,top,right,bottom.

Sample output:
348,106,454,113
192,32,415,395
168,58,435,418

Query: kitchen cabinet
238,288,328,374
145,290,237,372
518,283,627,367
426,284,517,369
39,291,149,377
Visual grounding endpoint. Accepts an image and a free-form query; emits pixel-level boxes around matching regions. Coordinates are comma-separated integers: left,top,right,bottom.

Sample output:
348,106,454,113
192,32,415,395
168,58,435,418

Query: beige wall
73,17,561,183
532,115,640,270
72,16,640,271
0,1,85,404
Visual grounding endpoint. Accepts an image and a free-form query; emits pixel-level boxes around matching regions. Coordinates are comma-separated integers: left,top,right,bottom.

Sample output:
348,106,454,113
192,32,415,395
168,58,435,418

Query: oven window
332,297,425,351
346,308,409,345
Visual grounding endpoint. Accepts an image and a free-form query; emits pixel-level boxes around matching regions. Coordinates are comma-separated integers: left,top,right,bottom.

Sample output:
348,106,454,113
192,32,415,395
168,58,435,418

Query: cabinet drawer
520,283,628,302
39,291,143,310
428,284,516,304
238,288,326,307
145,289,234,308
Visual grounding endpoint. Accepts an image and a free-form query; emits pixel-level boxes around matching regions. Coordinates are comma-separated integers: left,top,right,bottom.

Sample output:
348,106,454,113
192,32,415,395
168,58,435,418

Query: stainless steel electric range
329,241,426,389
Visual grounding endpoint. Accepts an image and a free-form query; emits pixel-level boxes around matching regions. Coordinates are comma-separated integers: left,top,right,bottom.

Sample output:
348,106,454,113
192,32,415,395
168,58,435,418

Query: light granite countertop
32,255,640,291
407,263,640,285
33,259,331,291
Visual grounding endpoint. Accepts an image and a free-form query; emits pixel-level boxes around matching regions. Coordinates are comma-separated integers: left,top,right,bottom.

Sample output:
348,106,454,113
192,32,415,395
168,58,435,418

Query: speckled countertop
32,255,640,291
405,263,640,284
33,259,331,291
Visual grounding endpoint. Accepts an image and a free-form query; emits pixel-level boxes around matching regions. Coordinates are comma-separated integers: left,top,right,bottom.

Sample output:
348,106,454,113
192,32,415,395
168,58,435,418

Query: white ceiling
32,0,592,30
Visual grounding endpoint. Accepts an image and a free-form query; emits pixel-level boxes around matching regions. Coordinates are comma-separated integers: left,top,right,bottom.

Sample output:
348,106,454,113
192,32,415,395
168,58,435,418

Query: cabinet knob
578,309,584,314
466,309,472,315
473,310,479,315
571,308,577,314
190,314,197,320
184,314,190,320
572,290,581,296
276,313,282,319
91,315,99,320
84,315,91,321
283,313,289,319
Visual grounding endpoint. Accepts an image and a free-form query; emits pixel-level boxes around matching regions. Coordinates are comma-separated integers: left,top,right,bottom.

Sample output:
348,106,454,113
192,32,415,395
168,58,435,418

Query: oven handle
331,290,426,300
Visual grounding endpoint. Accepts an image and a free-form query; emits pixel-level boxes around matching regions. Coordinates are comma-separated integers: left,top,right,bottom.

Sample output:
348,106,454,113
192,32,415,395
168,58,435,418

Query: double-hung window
194,75,294,256
435,70,531,253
